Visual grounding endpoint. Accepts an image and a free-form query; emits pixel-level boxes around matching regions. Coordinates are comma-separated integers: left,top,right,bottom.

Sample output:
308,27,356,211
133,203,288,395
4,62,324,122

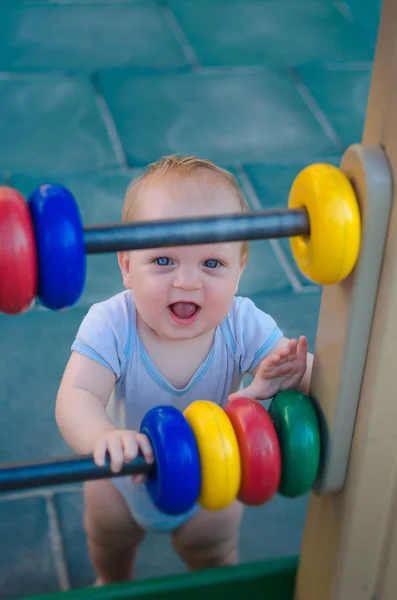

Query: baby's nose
172,267,202,290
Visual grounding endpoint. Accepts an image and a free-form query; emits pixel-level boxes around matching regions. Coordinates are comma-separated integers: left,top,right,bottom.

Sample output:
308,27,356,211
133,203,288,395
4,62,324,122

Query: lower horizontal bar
84,208,310,254
0,454,155,492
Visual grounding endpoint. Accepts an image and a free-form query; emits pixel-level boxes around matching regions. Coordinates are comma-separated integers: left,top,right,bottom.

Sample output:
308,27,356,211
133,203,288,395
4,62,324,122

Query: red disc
0,187,37,314
225,398,281,505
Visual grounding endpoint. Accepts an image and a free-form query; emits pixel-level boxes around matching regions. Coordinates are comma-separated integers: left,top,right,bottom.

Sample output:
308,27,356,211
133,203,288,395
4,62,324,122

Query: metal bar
84,208,310,254
0,454,155,492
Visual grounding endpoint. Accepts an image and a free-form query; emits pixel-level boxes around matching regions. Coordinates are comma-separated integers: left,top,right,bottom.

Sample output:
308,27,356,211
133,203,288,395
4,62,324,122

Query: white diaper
112,475,200,532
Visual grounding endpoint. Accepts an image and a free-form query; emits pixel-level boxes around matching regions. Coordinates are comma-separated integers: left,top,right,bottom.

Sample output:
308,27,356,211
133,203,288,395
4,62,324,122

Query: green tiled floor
338,0,382,37
0,76,119,174
0,0,381,597
0,496,59,597
98,70,337,165
296,64,372,146
0,4,189,72
170,0,374,66
10,172,137,224
0,308,85,463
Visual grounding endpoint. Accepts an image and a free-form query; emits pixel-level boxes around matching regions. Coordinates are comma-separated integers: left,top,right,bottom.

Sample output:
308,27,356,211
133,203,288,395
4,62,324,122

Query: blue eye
204,259,220,269
156,257,172,266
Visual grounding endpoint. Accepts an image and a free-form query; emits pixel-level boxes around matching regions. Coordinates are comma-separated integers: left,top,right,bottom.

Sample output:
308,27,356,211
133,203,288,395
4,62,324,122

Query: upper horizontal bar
84,208,310,254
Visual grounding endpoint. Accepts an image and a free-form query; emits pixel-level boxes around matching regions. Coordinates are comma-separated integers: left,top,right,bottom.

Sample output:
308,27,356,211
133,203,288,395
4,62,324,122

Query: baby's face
119,175,245,341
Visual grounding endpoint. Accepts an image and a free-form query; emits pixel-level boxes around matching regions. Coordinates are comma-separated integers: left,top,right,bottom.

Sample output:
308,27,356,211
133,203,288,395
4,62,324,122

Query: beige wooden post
294,0,397,598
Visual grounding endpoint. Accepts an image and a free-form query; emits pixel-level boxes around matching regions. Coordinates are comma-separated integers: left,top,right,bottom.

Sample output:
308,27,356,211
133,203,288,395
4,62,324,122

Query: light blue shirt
71,291,283,531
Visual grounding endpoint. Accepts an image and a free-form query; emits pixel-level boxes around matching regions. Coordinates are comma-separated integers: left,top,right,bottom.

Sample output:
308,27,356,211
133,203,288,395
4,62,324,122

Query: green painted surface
26,557,298,600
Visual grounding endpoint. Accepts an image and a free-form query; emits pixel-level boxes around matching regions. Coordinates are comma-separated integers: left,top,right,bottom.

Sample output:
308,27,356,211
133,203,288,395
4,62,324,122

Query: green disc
268,389,320,498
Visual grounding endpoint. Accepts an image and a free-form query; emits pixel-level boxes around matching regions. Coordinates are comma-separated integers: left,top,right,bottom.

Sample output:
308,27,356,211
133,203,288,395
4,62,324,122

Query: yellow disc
288,163,361,285
184,401,241,511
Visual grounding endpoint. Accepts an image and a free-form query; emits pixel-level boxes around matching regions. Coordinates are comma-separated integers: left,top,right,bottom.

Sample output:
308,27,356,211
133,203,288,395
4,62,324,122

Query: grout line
0,63,373,82
5,165,144,181
268,238,307,293
287,67,345,152
320,61,373,71
332,0,353,22
195,65,273,76
292,281,321,294
0,486,83,502
46,493,71,592
0,71,71,80
236,165,306,293
160,3,202,70
187,63,372,75
90,74,129,169
25,0,146,4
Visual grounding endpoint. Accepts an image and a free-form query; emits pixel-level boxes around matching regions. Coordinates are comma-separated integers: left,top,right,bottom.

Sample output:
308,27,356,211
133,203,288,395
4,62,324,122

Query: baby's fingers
274,341,298,361
121,432,144,483
267,352,290,367
131,434,154,485
262,354,283,370
121,431,139,463
93,437,108,468
296,336,308,357
108,435,124,473
270,362,299,377
137,433,154,464
287,338,299,351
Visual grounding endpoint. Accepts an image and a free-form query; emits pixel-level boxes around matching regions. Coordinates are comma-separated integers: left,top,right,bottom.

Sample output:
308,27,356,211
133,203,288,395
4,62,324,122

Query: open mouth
168,302,201,324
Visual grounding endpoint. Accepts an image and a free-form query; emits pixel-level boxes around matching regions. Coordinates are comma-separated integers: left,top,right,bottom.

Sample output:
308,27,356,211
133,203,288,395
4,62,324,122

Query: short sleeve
71,293,131,380
232,296,283,374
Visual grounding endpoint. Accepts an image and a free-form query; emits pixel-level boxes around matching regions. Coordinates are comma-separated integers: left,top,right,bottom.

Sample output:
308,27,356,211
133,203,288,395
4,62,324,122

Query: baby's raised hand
93,429,154,484
229,336,308,402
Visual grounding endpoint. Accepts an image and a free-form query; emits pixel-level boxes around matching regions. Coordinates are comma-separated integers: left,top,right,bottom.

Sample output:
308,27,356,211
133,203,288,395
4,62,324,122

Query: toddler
55,155,313,585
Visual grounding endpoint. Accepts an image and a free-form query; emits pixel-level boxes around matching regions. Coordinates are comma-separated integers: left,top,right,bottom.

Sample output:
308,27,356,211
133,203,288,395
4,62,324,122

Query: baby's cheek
206,289,233,319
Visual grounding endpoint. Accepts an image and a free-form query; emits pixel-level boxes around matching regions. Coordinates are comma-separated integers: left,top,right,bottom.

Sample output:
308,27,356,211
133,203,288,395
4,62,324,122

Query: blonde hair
122,155,250,263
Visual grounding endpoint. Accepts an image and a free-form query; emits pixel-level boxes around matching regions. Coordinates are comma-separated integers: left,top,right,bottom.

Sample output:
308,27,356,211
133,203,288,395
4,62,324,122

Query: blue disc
28,184,85,310
140,406,201,516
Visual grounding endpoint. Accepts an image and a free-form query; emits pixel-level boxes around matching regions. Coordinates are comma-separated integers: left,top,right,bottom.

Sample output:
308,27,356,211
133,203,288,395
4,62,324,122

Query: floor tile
243,158,342,287
57,488,186,589
55,491,94,589
240,495,308,562
170,0,374,67
239,239,292,296
135,532,186,581
338,0,382,37
0,496,59,597
0,308,91,464
10,171,135,228
11,172,139,308
0,76,119,174
0,3,188,72
98,69,337,166
250,289,322,352
296,65,372,147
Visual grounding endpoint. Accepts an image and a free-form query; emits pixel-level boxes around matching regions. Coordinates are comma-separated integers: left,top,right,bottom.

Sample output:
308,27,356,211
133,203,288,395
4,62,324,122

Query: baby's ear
235,261,246,293
118,251,131,289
